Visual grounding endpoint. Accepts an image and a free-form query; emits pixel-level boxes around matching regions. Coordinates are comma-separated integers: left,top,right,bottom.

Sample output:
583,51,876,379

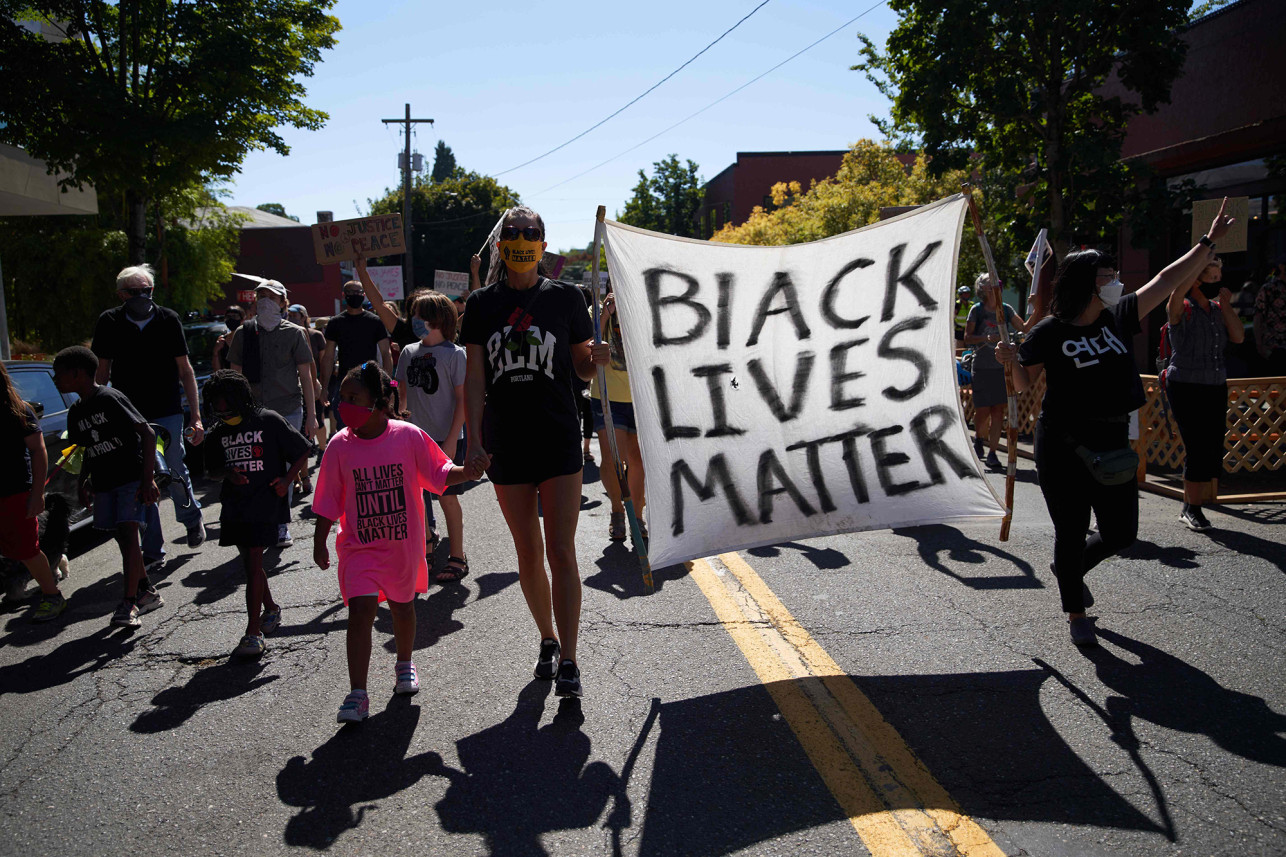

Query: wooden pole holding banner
591,206,654,592
962,185,1019,541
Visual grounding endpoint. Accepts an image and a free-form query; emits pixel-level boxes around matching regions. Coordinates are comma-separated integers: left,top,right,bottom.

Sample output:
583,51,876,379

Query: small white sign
366,265,404,301
433,270,470,299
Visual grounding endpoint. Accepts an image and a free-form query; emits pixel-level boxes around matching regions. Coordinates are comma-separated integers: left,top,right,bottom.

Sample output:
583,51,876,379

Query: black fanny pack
1063,424,1138,486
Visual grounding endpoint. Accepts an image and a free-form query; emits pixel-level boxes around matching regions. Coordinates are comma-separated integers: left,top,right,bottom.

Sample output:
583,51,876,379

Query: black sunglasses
500,225,543,241
121,286,153,297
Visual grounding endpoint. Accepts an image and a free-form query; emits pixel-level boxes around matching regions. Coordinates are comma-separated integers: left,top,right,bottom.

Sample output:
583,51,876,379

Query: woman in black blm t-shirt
461,206,606,694
997,200,1233,647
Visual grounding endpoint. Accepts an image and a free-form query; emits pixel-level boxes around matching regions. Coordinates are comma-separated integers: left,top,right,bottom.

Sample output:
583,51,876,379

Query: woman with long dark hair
996,199,1234,646
1163,255,1244,531
462,206,608,698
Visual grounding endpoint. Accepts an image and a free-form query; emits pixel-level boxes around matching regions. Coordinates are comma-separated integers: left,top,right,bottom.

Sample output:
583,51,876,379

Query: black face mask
345,294,365,309
1199,282,1221,300
225,317,242,331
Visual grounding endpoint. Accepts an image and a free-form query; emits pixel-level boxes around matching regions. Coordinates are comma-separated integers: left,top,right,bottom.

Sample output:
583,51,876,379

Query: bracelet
1199,235,1215,249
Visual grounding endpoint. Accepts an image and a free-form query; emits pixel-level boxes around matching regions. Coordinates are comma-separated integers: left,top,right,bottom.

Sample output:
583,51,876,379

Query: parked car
4,360,91,531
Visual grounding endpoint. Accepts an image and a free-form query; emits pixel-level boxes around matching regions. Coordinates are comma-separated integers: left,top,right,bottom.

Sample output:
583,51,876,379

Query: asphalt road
1,454,1283,856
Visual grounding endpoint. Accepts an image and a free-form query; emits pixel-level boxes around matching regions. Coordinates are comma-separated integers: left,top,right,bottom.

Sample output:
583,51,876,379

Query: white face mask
256,298,283,331
1098,278,1123,308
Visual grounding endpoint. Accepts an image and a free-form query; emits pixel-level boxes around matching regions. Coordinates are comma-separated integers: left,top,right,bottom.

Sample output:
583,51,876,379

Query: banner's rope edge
601,193,966,248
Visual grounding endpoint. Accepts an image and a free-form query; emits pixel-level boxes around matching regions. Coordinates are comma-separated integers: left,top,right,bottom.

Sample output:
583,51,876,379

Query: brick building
696,151,847,238
210,207,344,320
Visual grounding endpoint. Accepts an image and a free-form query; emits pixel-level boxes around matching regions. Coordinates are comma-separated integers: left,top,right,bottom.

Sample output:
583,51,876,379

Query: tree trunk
126,189,148,265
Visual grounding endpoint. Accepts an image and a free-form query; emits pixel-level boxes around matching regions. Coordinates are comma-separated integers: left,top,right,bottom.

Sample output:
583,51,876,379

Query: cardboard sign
366,266,403,302
542,251,567,279
312,214,406,264
433,270,470,299
1192,197,1249,253
602,195,1005,568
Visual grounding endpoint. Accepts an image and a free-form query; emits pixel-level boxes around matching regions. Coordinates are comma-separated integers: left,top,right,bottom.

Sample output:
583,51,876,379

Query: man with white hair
227,279,317,548
91,265,207,565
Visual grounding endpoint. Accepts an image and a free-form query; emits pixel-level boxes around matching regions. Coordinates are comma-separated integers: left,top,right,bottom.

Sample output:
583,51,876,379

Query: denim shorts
93,481,147,530
590,398,637,433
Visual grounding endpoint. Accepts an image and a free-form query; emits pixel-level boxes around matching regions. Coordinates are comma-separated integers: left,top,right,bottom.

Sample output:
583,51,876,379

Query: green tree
0,183,242,350
368,170,520,292
430,141,458,184
618,154,703,238
854,0,1191,252
0,0,340,263
712,140,990,291
255,202,299,222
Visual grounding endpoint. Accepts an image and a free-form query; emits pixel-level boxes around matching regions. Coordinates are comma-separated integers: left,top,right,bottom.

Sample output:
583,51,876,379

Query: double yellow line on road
688,553,1005,857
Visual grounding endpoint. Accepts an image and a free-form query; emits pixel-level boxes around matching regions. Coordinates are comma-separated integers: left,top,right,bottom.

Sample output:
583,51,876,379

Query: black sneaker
186,525,207,548
534,638,560,680
973,437,984,458
985,450,1002,470
1069,616,1097,647
1181,507,1212,532
554,659,582,698
143,554,165,573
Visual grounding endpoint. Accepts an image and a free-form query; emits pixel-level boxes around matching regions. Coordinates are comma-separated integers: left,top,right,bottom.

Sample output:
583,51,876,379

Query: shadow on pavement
584,543,688,600
0,624,139,695
130,661,279,733
1202,527,1286,574
277,696,446,849
0,569,136,649
1119,538,1200,569
474,572,520,602
747,540,850,570
1086,626,1286,767
376,583,468,654
434,679,627,857
891,524,1043,589
639,671,1168,855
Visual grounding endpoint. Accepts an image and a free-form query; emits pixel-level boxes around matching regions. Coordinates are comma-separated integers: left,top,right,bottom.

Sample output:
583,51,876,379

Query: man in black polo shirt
92,264,207,564
318,275,392,427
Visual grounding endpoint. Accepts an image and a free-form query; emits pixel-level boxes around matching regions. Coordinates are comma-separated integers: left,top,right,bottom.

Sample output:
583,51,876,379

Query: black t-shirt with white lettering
204,408,310,525
66,386,147,492
460,278,594,467
91,305,189,419
1,406,41,497
1018,292,1144,425
324,311,389,379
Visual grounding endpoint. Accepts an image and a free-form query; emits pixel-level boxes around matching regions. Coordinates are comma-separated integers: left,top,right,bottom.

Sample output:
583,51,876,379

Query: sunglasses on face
122,287,153,297
500,225,543,241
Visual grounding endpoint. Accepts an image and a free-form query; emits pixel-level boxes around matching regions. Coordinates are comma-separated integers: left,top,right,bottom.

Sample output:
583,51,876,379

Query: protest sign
542,251,567,279
311,214,406,264
1191,197,1248,253
433,270,470,299
602,194,1005,568
366,265,403,302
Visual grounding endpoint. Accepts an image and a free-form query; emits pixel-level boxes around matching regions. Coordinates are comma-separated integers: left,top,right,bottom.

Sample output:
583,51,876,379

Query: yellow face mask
222,415,243,426
499,239,543,273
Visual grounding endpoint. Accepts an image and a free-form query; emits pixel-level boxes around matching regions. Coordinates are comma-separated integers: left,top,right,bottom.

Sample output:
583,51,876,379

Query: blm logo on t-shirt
352,463,408,543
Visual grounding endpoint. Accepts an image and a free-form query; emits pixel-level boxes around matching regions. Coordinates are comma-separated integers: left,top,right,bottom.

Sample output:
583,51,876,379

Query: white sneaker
395,661,420,695
275,527,294,549
135,589,164,615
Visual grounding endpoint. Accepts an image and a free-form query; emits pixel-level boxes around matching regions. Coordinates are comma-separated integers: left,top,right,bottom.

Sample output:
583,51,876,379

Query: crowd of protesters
3,197,1277,720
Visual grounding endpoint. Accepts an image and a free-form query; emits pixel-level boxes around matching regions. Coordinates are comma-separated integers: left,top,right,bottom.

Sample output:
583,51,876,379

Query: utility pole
381,103,433,297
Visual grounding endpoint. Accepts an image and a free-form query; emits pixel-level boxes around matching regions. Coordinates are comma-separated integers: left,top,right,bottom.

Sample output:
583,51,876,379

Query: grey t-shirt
228,319,313,417
395,340,467,442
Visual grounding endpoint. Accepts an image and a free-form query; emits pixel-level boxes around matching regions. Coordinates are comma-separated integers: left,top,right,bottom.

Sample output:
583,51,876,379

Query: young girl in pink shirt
313,362,486,723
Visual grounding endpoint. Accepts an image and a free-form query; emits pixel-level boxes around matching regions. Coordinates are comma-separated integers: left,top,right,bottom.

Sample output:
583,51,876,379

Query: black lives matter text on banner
311,214,407,265
602,194,1006,569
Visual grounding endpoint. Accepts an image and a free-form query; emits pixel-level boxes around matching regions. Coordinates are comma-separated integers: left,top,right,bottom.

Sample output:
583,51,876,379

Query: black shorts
486,442,583,486
219,521,280,548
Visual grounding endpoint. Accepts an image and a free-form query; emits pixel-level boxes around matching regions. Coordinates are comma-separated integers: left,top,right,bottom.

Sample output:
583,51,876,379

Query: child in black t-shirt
203,371,311,658
53,346,160,629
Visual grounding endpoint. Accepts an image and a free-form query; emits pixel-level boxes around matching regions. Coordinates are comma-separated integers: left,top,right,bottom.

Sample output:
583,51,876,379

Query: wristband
1199,235,1215,249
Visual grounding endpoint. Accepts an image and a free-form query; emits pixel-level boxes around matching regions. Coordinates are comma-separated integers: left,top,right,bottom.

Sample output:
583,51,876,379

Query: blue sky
227,0,900,253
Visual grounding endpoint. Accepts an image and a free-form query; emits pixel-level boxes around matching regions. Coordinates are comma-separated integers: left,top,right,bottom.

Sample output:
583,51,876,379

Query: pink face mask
338,402,374,430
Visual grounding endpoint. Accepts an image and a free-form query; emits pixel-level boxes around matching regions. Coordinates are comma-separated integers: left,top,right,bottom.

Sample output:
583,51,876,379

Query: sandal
426,530,440,556
435,556,469,583
609,511,626,541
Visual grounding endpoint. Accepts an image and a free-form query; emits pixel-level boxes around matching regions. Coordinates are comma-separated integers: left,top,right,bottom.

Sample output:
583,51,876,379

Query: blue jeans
278,407,304,539
141,413,204,558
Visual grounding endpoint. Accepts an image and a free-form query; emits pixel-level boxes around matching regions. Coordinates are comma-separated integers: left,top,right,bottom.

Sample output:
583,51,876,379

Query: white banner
603,194,1005,568
366,265,404,302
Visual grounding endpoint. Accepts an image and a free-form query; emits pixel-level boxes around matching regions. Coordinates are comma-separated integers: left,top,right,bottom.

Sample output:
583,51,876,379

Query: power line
529,0,887,199
491,0,774,177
